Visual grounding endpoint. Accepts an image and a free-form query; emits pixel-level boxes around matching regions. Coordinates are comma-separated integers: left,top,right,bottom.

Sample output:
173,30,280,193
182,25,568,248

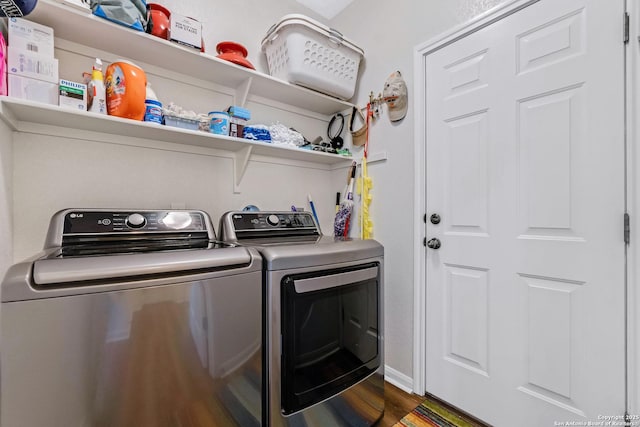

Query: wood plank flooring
378,382,491,427
377,382,425,426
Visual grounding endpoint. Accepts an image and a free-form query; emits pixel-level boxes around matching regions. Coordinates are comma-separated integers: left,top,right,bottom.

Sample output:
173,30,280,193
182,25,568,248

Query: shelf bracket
233,145,253,193
0,100,19,131
234,77,253,108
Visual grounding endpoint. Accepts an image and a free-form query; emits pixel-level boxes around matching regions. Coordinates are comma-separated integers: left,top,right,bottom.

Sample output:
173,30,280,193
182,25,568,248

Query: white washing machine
220,211,385,427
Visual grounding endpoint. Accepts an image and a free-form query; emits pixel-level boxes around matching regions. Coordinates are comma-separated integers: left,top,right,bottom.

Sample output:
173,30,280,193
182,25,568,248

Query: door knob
426,238,441,249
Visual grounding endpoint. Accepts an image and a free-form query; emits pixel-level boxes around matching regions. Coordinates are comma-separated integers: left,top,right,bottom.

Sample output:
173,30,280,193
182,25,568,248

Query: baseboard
384,365,414,394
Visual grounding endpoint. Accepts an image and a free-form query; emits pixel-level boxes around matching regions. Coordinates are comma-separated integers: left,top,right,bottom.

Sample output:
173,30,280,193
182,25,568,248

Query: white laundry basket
261,14,364,101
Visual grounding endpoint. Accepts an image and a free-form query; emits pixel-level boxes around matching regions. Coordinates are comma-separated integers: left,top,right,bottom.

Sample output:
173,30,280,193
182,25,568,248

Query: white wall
0,117,12,281
330,0,508,387
9,0,346,260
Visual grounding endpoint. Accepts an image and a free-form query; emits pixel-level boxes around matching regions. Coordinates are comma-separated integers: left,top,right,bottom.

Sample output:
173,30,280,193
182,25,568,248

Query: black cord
328,113,345,149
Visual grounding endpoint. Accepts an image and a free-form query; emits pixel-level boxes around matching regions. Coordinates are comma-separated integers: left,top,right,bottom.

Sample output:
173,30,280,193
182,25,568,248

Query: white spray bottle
88,58,106,114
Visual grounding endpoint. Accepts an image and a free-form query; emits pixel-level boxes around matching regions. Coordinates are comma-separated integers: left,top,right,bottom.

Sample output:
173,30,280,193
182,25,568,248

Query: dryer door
280,262,380,415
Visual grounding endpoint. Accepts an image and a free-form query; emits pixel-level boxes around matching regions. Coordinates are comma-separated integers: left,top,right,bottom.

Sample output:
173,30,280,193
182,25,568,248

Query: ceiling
295,0,354,20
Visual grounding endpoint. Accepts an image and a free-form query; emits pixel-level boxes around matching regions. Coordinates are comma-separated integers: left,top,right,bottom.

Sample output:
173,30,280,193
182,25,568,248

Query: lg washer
1,209,264,427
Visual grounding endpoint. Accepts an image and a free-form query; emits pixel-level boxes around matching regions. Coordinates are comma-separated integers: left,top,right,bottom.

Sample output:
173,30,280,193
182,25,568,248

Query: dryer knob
267,214,280,226
126,213,146,229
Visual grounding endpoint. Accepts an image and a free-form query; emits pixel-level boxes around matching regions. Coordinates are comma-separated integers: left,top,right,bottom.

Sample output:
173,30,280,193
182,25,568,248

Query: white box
169,13,201,49
8,74,58,105
53,0,90,12
8,47,59,83
59,79,87,111
8,18,55,57
261,14,364,100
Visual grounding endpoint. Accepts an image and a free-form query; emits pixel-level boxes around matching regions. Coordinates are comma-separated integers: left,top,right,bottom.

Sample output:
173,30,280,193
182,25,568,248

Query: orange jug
105,61,147,120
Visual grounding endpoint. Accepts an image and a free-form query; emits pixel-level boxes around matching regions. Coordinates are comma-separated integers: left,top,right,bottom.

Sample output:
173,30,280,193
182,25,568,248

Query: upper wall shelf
26,0,354,116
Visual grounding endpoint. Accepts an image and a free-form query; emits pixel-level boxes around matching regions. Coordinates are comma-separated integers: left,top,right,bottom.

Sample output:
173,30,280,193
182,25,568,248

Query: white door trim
627,0,639,416
412,0,541,396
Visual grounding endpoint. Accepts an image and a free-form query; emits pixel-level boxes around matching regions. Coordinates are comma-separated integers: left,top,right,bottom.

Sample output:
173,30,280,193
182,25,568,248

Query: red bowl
148,3,171,40
216,41,255,70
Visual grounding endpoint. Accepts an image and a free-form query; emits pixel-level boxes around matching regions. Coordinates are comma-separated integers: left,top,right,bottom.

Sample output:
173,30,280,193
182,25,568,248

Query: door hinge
624,213,630,245
624,12,630,44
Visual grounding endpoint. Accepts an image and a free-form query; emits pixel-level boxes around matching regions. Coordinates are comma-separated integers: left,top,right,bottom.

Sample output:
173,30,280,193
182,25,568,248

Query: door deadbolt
430,213,441,225
426,238,441,249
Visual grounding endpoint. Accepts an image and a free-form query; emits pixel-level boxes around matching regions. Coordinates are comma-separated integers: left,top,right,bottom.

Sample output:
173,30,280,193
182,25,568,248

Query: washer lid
32,246,254,286
1,245,262,302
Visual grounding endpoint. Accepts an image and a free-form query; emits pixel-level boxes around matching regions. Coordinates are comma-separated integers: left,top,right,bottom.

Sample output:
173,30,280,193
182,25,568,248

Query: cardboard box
8,18,55,57
169,13,201,49
59,79,87,111
8,74,58,105
53,0,90,12
7,47,58,83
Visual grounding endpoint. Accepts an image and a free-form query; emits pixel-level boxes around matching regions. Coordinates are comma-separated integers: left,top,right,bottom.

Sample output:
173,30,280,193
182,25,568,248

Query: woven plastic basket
261,14,364,100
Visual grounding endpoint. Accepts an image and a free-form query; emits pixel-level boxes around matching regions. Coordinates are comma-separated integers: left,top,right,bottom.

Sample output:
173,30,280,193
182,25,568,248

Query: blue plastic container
144,99,163,124
209,111,229,135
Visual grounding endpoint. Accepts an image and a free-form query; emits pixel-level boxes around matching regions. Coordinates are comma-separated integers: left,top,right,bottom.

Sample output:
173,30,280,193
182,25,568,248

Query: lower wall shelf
0,98,353,190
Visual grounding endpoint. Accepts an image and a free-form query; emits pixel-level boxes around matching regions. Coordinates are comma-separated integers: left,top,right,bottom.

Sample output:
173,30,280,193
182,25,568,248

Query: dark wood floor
377,382,425,426
378,382,490,427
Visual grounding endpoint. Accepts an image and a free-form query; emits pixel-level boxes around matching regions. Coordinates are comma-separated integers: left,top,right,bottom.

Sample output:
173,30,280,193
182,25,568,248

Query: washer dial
267,214,280,226
126,213,147,229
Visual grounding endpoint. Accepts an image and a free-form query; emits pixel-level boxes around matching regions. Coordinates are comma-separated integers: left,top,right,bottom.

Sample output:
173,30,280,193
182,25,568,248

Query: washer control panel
62,210,207,234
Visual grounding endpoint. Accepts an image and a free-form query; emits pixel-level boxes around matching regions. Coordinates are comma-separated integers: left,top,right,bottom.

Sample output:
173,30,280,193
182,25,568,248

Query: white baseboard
384,365,414,394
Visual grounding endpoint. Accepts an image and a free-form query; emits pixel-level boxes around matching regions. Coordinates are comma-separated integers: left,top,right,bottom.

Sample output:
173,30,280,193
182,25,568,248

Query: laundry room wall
0,118,12,283
330,0,509,390
7,0,343,261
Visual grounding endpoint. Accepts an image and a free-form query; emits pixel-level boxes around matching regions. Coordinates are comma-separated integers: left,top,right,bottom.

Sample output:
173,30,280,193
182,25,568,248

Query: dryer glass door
280,262,380,415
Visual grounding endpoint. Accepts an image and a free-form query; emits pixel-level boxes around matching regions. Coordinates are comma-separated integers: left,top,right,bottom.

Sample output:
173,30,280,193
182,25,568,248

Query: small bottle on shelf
87,58,106,114
144,83,163,125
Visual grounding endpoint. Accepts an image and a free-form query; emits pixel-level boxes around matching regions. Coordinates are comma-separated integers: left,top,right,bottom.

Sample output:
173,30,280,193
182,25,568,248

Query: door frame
411,0,637,415
627,0,639,416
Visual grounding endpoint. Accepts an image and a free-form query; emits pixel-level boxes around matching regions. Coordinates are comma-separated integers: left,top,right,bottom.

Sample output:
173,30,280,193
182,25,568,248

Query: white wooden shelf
26,0,354,116
0,98,353,190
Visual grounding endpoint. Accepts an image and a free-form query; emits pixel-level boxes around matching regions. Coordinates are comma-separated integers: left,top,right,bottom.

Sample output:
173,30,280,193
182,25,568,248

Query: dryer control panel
219,211,321,242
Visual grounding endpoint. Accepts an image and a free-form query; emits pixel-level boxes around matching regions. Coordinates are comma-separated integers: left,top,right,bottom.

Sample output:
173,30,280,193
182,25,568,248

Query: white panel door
424,1,625,425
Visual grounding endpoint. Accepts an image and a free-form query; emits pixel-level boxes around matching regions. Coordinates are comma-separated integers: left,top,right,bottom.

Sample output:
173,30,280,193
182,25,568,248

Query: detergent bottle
87,58,106,114
105,60,146,120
